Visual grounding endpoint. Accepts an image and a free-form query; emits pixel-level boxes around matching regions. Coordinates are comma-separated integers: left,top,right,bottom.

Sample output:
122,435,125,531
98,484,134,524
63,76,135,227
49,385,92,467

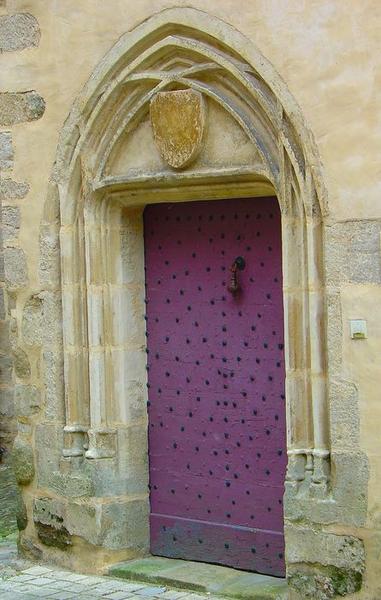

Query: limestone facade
0,2,380,599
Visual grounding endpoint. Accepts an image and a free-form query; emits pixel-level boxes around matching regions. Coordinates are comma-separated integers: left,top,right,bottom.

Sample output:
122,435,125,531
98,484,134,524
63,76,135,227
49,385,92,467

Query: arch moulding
47,6,332,551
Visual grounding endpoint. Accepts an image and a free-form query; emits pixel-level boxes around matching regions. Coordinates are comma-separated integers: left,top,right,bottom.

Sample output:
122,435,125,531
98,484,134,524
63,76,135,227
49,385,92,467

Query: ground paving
0,535,287,599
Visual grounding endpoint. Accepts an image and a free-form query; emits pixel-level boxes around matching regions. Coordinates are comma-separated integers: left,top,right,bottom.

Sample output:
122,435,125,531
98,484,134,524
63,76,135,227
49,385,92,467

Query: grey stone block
0,178,29,200
16,492,27,531
329,379,360,450
39,225,61,289
18,536,43,560
11,436,35,485
0,288,5,320
4,247,28,290
0,132,13,170
14,384,41,417
33,498,72,550
41,291,63,346
101,497,150,551
42,349,64,421
13,347,30,379
0,386,15,417
65,502,98,544
0,13,40,52
288,565,362,599
0,353,13,383
50,470,93,498
35,423,63,487
0,91,45,126
325,220,381,287
0,463,18,535
22,295,43,346
2,206,20,242
285,525,365,571
0,318,11,352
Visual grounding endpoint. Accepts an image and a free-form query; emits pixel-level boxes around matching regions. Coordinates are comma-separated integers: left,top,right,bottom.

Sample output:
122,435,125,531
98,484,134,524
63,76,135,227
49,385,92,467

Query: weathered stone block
36,522,72,550
118,424,148,475
2,206,20,241
86,425,149,496
50,470,93,498
39,225,61,289
34,496,97,547
11,436,35,484
0,353,13,383
16,493,27,531
0,178,29,200
17,421,32,435
22,295,43,346
14,384,41,417
285,525,365,572
0,386,15,417
42,183,60,225
42,349,64,421
13,346,31,379
0,13,40,52
33,496,69,548
329,379,360,450
0,287,5,320
331,450,368,527
0,463,18,536
0,131,13,170
348,251,381,284
9,316,18,345
288,565,363,599
34,497,65,524
4,247,28,289
18,536,43,560
0,319,11,353
0,91,45,126
66,502,98,544
35,423,63,487
325,221,381,287
101,497,150,550
41,291,63,346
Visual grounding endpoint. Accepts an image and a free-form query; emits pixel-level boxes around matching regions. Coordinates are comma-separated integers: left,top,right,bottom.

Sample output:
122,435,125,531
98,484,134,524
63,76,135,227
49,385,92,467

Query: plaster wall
1,1,381,598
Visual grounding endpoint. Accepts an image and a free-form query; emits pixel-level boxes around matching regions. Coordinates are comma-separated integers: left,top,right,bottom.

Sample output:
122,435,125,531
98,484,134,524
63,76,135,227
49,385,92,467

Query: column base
85,428,117,459
62,425,88,458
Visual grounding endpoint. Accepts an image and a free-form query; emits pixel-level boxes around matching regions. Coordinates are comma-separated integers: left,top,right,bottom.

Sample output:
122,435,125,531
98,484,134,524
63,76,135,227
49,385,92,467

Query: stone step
108,557,288,599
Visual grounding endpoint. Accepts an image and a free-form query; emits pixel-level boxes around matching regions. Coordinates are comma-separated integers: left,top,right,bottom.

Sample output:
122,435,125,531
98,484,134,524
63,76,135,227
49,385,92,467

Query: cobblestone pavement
0,537,211,600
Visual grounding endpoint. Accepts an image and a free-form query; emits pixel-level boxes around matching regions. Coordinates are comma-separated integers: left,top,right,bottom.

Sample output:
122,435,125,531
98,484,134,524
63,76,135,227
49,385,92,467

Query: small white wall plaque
350,319,367,339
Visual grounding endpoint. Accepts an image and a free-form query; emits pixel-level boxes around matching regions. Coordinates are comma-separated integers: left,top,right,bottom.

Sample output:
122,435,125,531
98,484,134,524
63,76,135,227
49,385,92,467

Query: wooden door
144,197,287,577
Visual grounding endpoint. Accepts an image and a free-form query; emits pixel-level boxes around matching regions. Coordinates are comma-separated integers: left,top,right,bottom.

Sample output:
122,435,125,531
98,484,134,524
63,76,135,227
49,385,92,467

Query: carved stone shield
150,89,206,169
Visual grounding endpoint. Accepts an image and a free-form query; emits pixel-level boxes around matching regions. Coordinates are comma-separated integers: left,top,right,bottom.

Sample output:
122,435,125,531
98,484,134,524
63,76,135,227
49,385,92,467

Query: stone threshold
108,556,288,599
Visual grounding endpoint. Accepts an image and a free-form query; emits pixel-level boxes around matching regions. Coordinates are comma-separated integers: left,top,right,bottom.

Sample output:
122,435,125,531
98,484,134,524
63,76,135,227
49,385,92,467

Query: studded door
144,197,287,577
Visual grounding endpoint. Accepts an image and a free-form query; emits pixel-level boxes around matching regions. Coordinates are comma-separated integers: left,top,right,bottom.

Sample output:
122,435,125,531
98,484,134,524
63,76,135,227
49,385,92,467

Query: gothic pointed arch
49,7,330,496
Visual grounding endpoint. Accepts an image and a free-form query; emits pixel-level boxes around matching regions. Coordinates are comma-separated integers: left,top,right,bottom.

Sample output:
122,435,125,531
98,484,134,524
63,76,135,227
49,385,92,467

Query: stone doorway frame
42,7,332,565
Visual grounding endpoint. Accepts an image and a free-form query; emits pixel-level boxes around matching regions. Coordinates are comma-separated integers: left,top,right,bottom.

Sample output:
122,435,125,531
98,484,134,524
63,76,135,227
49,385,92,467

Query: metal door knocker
228,256,246,295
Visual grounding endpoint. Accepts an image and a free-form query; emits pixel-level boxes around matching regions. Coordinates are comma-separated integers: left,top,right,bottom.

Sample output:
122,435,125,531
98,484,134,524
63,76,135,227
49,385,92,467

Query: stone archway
33,5,354,585
56,6,330,488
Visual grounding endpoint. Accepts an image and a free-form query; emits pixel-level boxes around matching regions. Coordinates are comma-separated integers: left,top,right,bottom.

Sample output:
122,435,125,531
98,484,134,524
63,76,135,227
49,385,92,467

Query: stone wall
0,5,43,539
1,2,381,598
0,114,17,538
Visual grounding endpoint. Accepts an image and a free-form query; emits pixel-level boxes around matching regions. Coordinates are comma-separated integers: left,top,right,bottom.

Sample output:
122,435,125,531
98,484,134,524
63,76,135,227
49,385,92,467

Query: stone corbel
286,448,309,484
62,424,88,458
311,448,330,498
286,447,330,498
85,427,117,459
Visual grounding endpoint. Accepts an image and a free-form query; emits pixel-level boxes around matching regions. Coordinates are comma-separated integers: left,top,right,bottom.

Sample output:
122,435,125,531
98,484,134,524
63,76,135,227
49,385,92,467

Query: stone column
60,204,90,461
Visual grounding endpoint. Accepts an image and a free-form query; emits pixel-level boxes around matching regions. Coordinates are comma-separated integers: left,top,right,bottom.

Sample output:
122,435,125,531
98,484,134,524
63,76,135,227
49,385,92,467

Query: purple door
144,197,287,577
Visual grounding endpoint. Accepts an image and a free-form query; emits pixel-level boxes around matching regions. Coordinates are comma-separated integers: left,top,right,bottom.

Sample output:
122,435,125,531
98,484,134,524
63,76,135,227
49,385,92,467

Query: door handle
228,256,246,295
